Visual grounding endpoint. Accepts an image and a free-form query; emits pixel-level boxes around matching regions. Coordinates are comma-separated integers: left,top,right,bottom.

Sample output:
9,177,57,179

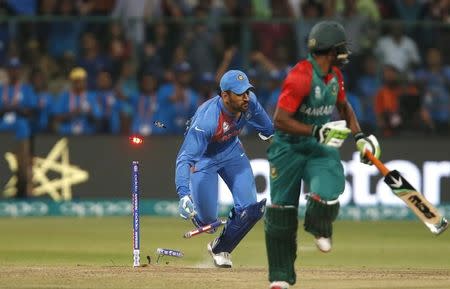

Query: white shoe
207,240,232,268
270,281,289,289
314,237,332,252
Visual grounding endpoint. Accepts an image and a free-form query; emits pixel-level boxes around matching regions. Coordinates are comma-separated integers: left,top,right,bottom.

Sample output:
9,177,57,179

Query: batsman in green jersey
265,21,381,289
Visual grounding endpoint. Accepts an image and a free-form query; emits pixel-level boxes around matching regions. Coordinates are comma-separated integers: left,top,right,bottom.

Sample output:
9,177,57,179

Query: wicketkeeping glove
354,132,381,165
312,120,351,148
178,195,196,220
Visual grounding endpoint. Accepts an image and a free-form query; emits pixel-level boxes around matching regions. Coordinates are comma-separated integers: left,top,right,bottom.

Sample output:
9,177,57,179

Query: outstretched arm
247,93,274,138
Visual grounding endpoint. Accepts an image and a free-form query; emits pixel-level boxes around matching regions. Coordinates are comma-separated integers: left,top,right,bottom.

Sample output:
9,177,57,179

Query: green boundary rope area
1,199,450,220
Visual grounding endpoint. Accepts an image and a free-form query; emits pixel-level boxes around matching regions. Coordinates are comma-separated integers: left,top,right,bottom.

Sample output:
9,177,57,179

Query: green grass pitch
0,217,449,289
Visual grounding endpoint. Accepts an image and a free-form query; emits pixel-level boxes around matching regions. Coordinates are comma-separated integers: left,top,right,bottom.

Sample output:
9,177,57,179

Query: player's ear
221,91,229,103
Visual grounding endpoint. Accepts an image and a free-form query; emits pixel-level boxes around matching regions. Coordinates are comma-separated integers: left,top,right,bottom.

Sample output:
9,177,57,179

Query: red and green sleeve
277,61,313,113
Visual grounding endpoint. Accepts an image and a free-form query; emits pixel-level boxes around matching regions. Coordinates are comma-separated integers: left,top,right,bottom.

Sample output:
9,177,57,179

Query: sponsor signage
0,135,449,206
219,152,450,206
1,199,450,220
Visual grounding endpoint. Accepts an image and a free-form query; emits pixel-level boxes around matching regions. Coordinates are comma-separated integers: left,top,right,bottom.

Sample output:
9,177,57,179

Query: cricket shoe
269,281,289,289
314,237,332,253
207,239,232,268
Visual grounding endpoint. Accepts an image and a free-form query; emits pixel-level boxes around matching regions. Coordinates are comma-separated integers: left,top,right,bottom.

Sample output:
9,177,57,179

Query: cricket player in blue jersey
175,70,274,268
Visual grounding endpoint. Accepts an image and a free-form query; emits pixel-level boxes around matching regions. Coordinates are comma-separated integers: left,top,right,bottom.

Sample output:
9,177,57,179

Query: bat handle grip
364,150,389,176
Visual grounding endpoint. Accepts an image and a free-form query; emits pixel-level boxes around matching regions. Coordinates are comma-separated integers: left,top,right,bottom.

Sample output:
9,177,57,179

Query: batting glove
178,195,196,220
312,120,351,148
355,132,381,165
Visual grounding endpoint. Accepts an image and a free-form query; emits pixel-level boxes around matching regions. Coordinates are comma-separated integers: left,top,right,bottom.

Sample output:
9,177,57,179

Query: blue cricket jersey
175,92,274,198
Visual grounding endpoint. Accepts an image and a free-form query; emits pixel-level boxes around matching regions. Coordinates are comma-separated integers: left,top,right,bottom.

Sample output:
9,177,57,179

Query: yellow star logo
3,138,89,201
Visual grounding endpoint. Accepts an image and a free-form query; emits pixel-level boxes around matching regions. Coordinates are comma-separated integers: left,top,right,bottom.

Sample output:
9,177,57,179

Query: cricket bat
365,151,448,235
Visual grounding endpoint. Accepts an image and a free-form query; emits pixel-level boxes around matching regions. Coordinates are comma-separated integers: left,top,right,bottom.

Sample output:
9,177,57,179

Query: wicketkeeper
265,21,381,289
175,70,274,268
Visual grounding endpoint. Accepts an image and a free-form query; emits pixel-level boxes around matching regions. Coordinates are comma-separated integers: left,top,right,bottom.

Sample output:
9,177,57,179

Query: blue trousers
191,145,257,224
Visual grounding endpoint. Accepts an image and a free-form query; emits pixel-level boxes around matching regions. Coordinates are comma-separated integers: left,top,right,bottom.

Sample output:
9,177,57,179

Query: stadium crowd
0,0,449,139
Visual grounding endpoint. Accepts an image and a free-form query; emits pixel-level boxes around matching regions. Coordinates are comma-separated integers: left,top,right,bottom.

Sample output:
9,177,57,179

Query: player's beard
239,101,249,112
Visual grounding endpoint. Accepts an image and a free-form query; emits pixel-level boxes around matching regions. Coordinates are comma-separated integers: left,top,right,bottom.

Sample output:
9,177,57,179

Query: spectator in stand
346,90,363,121
96,69,123,134
163,0,192,16
76,0,116,16
0,22,9,62
130,69,164,136
218,0,251,48
186,4,222,80
422,0,450,23
323,0,338,18
265,69,285,116
160,0,190,67
52,67,101,135
374,64,402,137
295,0,323,59
374,22,421,75
398,78,423,132
252,0,294,60
77,31,111,90
171,45,189,70
269,44,293,74
336,0,374,85
76,0,114,37
415,48,450,135
145,21,175,68
30,68,52,134
196,72,217,104
112,0,162,48
3,0,37,15
421,0,450,64
391,0,425,22
336,0,380,21
356,54,381,132
391,0,427,51
105,22,133,81
117,60,139,102
140,42,163,81
252,0,271,18
108,38,128,83
23,39,59,82
33,0,56,48
157,62,199,134
106,22,132,55
250,47,291,107
377,0,397,19
47,0,82,59
215,46,243,83
0,57,36,198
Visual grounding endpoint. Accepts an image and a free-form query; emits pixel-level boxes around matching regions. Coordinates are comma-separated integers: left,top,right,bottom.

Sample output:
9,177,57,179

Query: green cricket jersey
268,54,347,203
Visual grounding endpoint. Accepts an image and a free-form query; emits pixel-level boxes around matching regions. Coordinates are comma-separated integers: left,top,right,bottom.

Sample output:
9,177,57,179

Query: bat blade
384,170,448,235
